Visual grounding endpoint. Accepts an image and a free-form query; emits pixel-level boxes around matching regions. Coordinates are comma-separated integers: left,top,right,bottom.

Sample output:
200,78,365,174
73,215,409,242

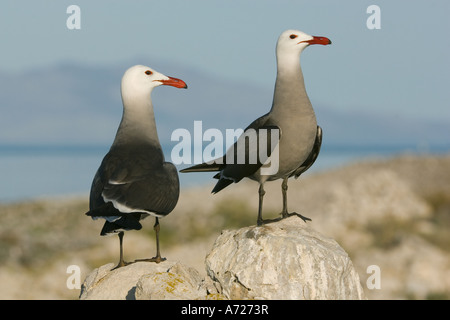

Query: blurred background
0,0,449,299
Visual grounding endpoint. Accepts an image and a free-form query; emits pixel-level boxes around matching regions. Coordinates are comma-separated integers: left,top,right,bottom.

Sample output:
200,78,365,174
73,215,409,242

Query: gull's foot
134,256,166,264
281,211,312,223
257,217,282,226
111,260,133,271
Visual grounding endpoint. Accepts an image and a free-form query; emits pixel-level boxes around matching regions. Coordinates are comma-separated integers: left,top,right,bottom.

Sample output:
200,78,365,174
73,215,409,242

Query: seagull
181,29,330,226
86,65,187,269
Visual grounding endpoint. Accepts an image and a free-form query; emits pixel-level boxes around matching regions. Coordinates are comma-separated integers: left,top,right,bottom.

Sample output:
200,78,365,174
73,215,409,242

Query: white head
121,65,187,103
276,29,331,63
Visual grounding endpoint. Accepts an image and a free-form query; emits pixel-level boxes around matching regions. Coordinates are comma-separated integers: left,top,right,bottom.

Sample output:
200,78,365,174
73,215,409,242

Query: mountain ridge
1,59,448,150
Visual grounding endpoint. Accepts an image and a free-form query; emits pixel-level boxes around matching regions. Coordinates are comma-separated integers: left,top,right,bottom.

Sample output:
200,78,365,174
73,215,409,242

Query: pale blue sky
1,0,449,121
0,0,449,200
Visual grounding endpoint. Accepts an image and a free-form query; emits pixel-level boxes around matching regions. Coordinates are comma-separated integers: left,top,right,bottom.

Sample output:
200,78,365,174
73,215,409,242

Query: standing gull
86,65,187,269
181,30,330,225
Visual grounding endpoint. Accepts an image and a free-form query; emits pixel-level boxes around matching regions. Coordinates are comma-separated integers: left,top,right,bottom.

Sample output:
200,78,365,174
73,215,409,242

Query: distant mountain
1,60,448,151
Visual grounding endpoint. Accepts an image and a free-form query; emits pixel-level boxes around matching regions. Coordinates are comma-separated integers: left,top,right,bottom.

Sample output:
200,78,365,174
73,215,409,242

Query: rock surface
80,261,206,300
80,217,365,300
206,216,365,300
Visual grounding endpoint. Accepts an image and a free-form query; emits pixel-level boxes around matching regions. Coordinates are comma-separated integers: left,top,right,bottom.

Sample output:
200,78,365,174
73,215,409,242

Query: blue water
0,144,447,202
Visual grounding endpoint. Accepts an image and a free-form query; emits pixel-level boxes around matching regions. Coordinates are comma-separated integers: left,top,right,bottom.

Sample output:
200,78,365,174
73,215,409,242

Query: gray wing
217,116,278,175
180,113,281,193
290,125,323,179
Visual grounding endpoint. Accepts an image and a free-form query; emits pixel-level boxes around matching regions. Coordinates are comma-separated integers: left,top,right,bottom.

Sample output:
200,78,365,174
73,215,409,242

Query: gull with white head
181,29,331,225
86,65,187,269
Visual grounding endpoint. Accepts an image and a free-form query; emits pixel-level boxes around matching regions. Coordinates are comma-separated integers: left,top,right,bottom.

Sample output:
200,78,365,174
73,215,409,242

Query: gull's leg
135,217,166,263
111,231,132,270
257,183,281,225
280,177,311,223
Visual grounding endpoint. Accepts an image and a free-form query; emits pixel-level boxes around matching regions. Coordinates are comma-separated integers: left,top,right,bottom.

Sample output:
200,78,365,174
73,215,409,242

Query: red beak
159,76,188,89
301,36,332,45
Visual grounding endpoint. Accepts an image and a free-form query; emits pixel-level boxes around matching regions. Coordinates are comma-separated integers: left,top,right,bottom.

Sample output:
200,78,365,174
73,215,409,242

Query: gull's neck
112,87,161,148
270,51,314,119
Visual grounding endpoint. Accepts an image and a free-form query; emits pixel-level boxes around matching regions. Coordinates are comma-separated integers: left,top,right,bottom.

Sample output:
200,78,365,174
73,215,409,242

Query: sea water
0,144,446,202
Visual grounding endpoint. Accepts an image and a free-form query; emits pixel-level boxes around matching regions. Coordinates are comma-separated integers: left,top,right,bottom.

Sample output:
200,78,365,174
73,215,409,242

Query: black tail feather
211,178,234,194
86,202,120,217
180,162,222,173
100,213,143,235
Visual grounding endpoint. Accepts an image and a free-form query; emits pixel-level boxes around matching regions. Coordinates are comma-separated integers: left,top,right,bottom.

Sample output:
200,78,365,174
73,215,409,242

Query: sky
0,0,449,200
0,0,449,123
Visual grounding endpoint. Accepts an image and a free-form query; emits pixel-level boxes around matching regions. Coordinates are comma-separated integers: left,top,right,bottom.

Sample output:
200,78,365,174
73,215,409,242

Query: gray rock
80,261,205,300
205,216,366,300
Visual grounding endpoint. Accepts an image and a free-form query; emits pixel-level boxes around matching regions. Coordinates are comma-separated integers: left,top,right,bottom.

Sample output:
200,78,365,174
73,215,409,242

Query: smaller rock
135,263,206,300
80,261,205,300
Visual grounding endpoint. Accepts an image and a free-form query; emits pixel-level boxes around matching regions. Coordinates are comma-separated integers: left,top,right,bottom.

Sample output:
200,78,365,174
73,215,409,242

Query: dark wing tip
179,162,223,173
211,178,234,194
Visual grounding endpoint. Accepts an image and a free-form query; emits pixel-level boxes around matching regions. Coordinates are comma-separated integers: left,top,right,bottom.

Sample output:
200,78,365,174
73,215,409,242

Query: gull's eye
290,34,298,39
145,70,153,75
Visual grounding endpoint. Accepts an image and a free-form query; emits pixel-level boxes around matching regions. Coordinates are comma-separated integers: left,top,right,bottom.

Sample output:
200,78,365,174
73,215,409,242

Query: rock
135,262,207,300
80,261,206,300
354,235,450,300
80,218,366,300
325,169,431,224
205,216,366,300
312,169,433,254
